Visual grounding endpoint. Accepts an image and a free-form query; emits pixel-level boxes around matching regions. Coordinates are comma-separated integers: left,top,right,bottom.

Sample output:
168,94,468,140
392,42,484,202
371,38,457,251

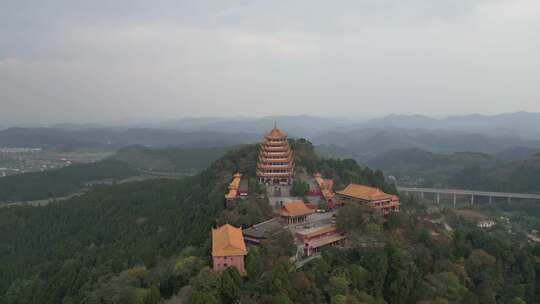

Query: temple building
212,224,248,274
313,172,335,208
257,124,295,185
224,172,248,207
276,200,314,224
242,218,284,245
336,183,400,214
296,225,346,257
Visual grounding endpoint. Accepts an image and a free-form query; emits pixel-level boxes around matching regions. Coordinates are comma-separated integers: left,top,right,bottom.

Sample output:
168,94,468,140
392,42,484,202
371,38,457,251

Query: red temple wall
213,255,246,274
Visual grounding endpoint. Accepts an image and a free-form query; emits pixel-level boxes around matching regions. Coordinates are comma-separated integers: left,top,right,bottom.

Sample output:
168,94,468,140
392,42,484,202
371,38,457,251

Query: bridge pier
453,193,456,207
489,196,492,204
436,192,440,204
471,195,475,205
508,197,512,204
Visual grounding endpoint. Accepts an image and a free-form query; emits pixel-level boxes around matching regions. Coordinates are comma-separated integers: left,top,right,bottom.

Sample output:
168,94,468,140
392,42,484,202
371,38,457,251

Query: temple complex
276,200,314,224
336,183,400,214
224,172,247,207
257,124,294,185
212,224,247,274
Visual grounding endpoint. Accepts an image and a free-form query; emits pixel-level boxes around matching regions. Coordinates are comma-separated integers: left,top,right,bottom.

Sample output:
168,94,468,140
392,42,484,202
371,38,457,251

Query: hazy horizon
2,0,539,125
2,110,539,129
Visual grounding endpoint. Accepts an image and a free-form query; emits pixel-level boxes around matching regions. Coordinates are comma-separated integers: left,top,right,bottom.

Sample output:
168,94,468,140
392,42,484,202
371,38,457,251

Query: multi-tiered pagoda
257,124,294,185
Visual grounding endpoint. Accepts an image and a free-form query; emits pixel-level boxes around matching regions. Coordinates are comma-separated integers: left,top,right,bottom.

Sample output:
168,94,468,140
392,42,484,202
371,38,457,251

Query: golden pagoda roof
265,123,287,139
212,224,247,257
337,183,396,201
277,200,314,217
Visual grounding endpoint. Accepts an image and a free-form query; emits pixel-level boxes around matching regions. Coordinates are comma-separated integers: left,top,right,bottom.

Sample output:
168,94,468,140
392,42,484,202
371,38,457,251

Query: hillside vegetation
0,160,136,202
0,140,400,304
370,148,540,193
449,156,540,193
0,146,231,203
368,148,497,187
1,140,540,303
112,145,231,173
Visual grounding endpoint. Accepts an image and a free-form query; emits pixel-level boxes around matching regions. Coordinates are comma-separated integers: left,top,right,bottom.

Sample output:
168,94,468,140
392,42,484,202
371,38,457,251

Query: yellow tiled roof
337,183,395,201
212,224,247,257
278,200,314,217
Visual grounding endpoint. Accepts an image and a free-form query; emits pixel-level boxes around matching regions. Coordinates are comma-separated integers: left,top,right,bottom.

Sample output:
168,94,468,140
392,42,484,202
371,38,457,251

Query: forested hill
0,144,254,303
0,141,395,304
369,148,540,193
0,160,137,202
0,145,231,203
368,148,497,187
449,155,540,193
112,145,231,173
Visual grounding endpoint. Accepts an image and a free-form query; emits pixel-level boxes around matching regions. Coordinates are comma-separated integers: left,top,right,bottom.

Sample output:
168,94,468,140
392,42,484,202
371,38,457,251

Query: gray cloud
1,0,539,124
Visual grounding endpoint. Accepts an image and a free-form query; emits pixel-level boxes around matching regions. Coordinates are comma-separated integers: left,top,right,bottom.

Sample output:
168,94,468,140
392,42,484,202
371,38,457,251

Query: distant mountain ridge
0,127,259,150
4,112,540,161
362,111,540,139
312,127,540,160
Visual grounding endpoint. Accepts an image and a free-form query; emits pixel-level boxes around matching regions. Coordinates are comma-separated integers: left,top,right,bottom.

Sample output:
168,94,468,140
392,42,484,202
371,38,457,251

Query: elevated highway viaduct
398,187,540,206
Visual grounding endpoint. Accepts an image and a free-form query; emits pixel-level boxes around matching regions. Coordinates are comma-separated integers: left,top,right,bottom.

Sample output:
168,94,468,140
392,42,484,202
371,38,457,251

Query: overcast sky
1,0,539,124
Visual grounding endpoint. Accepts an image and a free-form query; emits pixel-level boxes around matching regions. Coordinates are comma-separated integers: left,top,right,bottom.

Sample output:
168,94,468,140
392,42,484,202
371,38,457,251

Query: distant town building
477,220,496,229
276,200,314,224
296,225,345,257
313,172,335,208
257,124,295,186
224,173,247,207
212,224,248,274
336,183,400,214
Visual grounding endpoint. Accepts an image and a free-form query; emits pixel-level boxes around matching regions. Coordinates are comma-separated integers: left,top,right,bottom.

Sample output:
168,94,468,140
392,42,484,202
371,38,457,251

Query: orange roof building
296,225,346,257
276,200,314,224
257,124,295,186
336,183,400,214
212,224,247,274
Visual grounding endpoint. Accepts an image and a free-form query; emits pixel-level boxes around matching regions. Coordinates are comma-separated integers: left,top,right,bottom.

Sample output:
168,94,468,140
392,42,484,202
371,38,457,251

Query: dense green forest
370,148,540,193
0,141,247,303
449,155,540,193
0,140,400,303
368,148,496,186
2,139,539,304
